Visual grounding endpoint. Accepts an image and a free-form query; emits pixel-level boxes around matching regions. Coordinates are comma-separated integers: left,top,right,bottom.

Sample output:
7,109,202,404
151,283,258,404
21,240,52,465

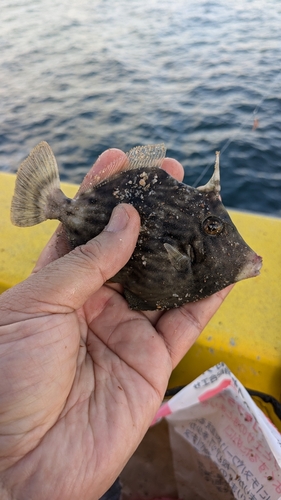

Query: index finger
156,285,234,369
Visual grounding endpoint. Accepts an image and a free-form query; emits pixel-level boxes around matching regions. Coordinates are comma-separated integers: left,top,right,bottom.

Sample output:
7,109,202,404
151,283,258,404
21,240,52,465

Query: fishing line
192,70,281,187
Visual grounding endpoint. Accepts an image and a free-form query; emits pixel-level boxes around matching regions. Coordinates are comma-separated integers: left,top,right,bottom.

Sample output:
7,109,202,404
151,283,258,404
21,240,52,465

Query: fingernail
105,205,129,232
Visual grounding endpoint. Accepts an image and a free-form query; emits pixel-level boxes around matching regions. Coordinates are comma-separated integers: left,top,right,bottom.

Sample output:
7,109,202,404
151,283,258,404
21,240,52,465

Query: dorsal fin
125,143,166,170
79,143,167,195
197,151,221,194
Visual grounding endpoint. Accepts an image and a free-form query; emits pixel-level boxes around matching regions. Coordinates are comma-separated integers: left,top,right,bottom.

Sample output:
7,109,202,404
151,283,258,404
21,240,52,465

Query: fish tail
11,141,63,227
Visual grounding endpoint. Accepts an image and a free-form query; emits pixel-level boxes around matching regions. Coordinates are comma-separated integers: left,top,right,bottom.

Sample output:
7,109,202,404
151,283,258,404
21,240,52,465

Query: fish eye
202,216,224,236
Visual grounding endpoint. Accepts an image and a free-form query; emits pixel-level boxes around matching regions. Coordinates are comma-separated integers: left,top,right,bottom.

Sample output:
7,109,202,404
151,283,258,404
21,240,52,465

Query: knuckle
73,239,108,283
179,306,203,333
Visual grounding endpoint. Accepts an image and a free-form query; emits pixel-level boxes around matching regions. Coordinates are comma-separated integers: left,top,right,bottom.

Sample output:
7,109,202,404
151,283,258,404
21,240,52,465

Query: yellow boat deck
1,172,281,423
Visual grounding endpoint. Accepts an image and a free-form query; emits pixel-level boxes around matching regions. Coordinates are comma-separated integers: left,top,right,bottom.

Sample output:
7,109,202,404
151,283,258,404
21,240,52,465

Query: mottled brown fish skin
11,141,262,310
54,167,256,310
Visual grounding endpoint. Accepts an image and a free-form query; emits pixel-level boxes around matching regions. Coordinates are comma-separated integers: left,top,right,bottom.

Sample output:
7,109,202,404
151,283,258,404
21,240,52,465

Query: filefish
11,142,262,310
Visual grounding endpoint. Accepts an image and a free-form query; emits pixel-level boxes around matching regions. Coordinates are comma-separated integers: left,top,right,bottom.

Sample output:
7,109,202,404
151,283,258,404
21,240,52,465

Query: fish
10,141,262,310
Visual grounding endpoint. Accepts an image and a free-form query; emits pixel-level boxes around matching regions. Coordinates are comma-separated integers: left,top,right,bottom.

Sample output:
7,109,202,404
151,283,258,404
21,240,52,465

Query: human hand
0,149,232,500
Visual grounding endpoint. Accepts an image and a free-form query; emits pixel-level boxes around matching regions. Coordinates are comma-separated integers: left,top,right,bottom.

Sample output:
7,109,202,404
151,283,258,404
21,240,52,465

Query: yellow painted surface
1,172,281,414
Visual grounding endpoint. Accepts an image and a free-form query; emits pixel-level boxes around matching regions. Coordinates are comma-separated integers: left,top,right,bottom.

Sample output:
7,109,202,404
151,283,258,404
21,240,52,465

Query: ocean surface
1,0,281,215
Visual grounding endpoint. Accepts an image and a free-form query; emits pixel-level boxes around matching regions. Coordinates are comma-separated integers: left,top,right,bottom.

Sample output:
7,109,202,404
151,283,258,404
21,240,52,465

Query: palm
0,284,171,499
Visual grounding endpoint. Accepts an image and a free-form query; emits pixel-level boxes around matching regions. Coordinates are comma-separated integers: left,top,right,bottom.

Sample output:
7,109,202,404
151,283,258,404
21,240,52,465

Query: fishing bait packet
119,363,281,500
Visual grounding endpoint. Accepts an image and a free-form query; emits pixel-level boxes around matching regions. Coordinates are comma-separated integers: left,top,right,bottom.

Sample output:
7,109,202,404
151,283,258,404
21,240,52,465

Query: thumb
12,204,140,313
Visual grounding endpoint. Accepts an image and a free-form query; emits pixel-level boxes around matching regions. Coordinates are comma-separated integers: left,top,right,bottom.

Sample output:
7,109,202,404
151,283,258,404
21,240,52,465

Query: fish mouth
235,253,263,281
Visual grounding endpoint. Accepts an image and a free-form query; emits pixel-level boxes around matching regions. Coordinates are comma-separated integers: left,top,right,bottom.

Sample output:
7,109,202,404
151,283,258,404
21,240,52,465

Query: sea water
1,0,281,215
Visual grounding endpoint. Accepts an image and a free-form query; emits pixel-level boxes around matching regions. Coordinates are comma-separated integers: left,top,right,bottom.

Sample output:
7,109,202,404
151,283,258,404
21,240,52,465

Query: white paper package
120,363,281,500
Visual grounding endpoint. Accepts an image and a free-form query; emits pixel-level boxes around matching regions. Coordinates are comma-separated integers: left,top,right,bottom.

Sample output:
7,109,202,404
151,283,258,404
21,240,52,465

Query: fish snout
235,252,262,282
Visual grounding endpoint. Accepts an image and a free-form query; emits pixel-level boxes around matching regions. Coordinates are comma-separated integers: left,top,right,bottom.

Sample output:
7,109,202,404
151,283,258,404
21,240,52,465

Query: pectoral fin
164,243,191,272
